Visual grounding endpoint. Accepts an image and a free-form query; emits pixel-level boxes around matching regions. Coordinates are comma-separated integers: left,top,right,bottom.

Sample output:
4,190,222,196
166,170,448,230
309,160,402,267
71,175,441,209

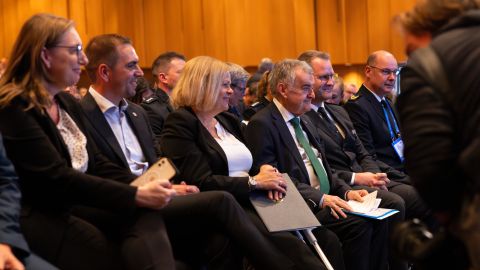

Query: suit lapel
269,105,310,181
325,105,351,142
124,104,156,165
311,107,343,145
360,86,387,124
82,93,129,167
192,112,229,168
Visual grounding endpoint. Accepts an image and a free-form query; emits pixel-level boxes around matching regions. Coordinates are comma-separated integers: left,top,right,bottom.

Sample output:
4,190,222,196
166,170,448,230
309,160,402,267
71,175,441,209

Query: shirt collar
363,84,384,103
89,86,129,114
273,98,296,123
310,101,325,112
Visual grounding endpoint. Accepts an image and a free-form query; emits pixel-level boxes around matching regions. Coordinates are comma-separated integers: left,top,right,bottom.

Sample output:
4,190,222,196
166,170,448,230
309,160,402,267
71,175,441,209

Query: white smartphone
130,157,179,187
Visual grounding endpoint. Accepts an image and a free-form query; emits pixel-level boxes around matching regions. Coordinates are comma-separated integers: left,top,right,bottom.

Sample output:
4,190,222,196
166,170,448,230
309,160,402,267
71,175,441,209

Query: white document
345,190,399,220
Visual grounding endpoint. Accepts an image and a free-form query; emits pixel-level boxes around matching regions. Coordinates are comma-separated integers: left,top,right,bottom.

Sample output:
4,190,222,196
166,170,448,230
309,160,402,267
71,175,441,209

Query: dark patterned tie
318,107,342,143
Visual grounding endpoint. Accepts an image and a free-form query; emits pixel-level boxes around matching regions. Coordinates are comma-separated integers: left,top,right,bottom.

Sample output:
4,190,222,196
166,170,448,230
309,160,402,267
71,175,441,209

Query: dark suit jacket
244,102,351,207
0,92,138,260
160,107,251,203
81,92,160,170
344,85,404,171
305,104,409,184
243,96,271,121
398,10,480,212
0,134,29,259
0,92,137,213
141,88,173,140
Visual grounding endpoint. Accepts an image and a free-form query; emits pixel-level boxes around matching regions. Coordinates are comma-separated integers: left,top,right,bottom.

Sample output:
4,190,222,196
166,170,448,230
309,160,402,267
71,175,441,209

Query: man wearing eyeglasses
226,62,249,120
344,51,405,172
300,50,429,270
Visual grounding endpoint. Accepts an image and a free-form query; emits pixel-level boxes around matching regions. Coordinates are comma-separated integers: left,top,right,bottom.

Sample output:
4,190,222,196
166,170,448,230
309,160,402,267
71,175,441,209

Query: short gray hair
269,59,313,96
297,50,330,66
226,62,250,85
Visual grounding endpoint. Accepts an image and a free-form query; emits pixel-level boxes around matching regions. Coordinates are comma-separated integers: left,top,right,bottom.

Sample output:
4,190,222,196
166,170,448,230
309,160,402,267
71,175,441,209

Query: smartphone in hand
130,157,179,187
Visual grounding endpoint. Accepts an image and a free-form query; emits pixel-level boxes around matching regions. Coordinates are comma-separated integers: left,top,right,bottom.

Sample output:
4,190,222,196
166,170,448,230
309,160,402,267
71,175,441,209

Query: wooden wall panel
0,0,66,59
68,0,88,44
162,1,185,55
293,0,316,56
182,0,205,58
0,0,5,59
345,0,368,64
142,0,167,68
316,0,348,64
84,0,104,40
366,0,390,54
203,0,227,60
223,0,247,64
0,0,418,68
389,0,417,62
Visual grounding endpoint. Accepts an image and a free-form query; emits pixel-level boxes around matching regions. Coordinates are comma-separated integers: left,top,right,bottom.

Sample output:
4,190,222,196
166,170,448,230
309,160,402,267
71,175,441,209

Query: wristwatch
248,176,257,191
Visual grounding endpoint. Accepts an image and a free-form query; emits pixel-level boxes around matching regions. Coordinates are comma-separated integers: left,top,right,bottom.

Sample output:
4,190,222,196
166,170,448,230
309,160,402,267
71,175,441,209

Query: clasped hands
253,164,287,201
354,172,390,190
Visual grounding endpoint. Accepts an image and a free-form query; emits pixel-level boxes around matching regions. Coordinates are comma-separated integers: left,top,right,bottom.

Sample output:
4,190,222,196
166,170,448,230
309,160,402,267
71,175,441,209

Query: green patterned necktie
290,117,330,194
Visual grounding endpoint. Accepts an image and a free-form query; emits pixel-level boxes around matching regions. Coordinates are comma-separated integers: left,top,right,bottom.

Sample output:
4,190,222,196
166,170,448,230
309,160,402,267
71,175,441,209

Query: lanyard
381,101,401,141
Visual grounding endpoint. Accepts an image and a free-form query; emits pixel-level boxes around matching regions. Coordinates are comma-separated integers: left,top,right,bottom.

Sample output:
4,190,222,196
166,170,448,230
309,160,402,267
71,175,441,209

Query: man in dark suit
344,51,405,171
299,50,430,270
141,52,185,139
81,34,296,270
245,59,389,270
0,134,58,270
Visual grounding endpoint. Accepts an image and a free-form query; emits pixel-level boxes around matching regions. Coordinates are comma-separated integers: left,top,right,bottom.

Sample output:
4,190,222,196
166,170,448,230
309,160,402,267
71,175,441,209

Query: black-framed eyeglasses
50,44,83,58
368,65,400,76
230,83,246,93
315,73,338,82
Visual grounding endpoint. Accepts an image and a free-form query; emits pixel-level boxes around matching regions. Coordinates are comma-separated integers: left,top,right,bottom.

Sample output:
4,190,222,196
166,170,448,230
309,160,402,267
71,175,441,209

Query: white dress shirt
273,98,323,189
89,87,148,176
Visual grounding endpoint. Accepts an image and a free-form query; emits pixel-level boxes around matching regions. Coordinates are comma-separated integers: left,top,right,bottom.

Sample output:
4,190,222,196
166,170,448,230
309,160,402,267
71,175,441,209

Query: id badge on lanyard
382,102,404,162
392,137,405,162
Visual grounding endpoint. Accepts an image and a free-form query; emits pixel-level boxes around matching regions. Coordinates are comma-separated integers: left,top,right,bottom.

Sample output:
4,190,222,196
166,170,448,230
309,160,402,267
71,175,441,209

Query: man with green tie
245,59,389,270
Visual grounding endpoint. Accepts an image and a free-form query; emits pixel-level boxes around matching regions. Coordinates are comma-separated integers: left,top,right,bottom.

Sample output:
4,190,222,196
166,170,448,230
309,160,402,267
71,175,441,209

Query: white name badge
392,137,405,162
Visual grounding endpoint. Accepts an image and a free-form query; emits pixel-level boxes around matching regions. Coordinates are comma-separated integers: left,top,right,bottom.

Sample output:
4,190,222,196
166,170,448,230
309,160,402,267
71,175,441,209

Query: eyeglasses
50,44,83,58
368,66,400,76
315,73,338,82
230,83,246,93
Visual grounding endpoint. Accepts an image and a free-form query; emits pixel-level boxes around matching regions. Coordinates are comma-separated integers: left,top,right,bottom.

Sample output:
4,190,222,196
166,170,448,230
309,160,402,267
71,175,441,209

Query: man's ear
277,83,288,99
365,65,372,79
158,73,168,83
40,48,52,69
98,64,110,82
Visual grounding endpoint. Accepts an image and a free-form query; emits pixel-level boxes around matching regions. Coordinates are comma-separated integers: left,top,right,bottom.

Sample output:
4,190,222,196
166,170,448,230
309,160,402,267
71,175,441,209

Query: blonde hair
399,0,480,35
171,56,230,112
0,13,74,111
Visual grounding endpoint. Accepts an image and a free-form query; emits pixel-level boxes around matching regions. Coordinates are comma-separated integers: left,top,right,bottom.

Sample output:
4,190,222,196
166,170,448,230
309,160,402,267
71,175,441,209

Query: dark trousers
22,207,175,270
354,185,407,270
316,207,389,270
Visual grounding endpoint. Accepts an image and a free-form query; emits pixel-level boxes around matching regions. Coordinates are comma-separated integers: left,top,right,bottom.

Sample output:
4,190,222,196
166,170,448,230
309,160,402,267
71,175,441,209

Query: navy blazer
305,104,409,184
344,85,404,171
0,134,29,258
81,92,160,170
244,102,351,208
